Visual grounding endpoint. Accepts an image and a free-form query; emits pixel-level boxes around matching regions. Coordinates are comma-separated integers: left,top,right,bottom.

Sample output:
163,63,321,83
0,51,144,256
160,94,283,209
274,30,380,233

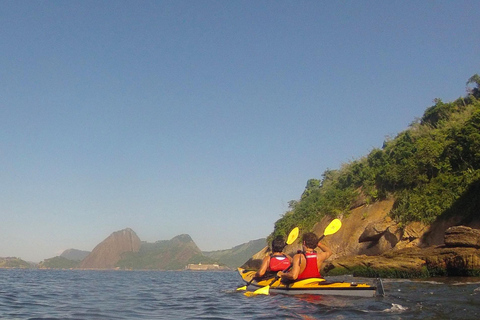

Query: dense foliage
271,74,480,239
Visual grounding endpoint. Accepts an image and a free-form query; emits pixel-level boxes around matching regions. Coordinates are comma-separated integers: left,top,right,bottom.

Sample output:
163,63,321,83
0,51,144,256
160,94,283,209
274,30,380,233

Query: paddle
286,227,299,245
244,275,280,297
237,226,299,292
248,219,342,296
319,218,342,241
236,276,255,291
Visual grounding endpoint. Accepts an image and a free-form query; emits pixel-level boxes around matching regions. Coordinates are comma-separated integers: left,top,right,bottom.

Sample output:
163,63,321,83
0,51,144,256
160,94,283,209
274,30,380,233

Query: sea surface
1,269,479,319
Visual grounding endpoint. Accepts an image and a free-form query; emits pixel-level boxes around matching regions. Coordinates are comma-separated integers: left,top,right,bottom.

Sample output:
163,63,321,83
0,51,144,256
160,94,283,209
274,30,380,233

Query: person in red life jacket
255,236,293,278
277,232,332,281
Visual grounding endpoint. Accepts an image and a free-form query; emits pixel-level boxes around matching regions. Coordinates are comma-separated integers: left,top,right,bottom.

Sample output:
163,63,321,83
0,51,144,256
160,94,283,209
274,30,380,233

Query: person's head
271,236,286,253
302,232,318,249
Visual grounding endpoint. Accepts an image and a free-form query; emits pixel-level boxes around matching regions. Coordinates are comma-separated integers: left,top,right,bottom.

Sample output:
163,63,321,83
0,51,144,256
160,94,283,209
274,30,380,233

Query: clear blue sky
1,1,479,262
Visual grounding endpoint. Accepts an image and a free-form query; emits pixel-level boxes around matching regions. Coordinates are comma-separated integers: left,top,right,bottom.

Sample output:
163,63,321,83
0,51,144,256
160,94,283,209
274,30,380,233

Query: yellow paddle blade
324,219,342,236
286,227,299,244
253,285,270,295
236,285,247,291
244,291,257,297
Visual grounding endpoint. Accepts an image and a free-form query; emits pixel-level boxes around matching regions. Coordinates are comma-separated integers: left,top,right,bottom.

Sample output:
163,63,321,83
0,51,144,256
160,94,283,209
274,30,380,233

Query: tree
301,179,321,199
467,74,480,98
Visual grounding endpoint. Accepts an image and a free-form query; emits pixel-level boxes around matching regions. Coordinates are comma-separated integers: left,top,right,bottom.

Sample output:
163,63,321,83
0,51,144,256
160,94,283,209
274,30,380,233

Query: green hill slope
271,74,480,240
116,234,218,270
0,257,32,268
60,249,90,261
203,238,266,268
38,256,80,269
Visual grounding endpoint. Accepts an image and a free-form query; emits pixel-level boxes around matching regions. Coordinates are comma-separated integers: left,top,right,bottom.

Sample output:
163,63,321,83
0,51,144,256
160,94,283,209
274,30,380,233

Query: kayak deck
238,268,380,297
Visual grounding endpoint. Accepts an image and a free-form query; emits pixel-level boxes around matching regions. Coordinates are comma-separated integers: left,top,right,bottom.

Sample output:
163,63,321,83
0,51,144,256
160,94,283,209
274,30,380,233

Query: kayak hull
238,268,378,297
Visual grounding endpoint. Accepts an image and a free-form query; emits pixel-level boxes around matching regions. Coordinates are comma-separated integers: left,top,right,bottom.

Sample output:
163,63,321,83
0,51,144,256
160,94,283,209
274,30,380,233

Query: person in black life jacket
255,236,293,278
277,232,332,281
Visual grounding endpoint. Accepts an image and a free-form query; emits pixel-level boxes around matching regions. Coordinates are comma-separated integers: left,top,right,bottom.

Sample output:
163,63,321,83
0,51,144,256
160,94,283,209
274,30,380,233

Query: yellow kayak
238,268,380,297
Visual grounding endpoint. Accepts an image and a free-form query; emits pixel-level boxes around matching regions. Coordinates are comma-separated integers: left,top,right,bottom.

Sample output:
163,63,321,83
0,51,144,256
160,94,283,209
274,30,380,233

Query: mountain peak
171,234,194,243
80,228,141,269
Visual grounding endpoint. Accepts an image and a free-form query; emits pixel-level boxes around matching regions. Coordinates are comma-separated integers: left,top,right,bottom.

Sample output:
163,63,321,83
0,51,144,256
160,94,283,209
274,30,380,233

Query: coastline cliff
243,75,480,277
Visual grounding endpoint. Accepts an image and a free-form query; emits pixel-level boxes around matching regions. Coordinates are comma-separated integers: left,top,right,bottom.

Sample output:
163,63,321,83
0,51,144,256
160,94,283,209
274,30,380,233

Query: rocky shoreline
325,227,480,278
243,200,480,278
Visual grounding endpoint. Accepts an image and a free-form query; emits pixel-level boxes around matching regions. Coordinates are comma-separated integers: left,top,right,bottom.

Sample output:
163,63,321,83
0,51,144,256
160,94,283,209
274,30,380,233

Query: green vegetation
271,74,480,239
60,249,90,261
39,256,80,269
116,235,221,270
203,238,267,268
0,257,32,268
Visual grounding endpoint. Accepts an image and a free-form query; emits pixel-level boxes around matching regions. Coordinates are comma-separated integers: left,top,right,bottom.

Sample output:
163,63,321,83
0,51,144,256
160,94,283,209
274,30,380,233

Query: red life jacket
297,252,321,280
269,254,291,272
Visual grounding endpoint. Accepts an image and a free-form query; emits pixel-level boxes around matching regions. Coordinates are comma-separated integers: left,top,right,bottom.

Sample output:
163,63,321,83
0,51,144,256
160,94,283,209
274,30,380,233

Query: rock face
296,200,398,258
80,228,141,269
242,199,480,277
325,225,480,277
326,245,480,278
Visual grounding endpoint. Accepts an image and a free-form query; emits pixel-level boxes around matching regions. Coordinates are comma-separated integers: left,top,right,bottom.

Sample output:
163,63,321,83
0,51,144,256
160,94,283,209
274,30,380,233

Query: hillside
38,256,80,269
271,74,480,240
203,238,266,268
245,74,480,277
37,229,263,270
116,234,218,270
60,249,90,261
0,257,31,268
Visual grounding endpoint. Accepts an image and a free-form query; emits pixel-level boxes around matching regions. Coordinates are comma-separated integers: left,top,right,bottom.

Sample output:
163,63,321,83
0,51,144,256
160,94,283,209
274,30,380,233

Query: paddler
277,232,332,281
255,236,293,278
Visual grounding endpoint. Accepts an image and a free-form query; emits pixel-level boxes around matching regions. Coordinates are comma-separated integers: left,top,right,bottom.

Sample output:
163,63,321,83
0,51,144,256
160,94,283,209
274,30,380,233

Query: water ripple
1,270,480,319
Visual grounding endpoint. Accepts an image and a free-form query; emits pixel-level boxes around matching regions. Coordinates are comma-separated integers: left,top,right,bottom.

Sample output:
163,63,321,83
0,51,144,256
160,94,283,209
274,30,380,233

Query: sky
1,1,479,262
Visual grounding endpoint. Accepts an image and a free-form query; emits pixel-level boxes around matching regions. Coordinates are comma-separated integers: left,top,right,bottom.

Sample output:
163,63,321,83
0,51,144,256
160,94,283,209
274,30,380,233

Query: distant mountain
117,234,218,270
36,228,266,271
80,228,141,269
0,257,31,268
37,249,90,269
60,249,90,261
203,238,267,268
38,256,80,269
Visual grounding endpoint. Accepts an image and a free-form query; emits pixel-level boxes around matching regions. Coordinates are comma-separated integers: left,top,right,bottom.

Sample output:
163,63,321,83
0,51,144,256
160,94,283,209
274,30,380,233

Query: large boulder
359,221,396,242
444,226,480,248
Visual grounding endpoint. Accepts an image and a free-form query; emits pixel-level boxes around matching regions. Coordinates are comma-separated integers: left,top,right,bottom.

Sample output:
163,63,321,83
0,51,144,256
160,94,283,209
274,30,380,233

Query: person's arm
286,253,293,264
255,256,270,277
317,242,332,260
278,254,301,280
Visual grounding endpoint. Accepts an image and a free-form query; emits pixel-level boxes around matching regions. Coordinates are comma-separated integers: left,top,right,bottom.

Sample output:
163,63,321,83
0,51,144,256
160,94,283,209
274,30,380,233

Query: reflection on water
0,269,479,319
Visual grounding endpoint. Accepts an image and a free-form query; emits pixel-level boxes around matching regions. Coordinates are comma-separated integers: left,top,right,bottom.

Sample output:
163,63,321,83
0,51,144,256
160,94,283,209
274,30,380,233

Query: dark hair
271,236,286,253
302,232,318,249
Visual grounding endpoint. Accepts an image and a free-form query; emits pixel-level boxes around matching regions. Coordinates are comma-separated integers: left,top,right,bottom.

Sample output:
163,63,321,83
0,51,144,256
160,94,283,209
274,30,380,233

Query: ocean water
0,269,479,319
